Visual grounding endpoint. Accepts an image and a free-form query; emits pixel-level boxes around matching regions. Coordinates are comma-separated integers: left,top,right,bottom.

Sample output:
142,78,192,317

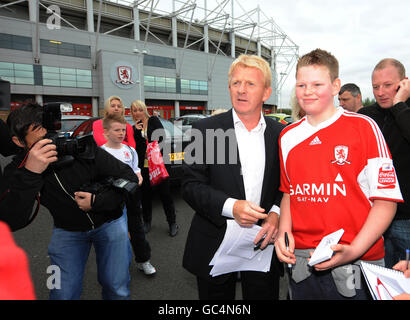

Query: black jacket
133,116,164,170
359,99,410,220
3,143,138,231
182,110,284,280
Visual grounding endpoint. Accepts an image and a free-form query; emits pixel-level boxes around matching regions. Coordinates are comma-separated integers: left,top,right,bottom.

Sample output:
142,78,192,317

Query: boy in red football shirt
275,49,403,300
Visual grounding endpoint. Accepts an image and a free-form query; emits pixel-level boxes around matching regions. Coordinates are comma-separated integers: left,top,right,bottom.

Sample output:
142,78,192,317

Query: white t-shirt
101,144,141,174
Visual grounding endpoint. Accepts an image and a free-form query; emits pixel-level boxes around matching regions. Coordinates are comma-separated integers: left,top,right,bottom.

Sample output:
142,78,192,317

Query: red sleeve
92,119,106,147
123,123,136,149
279,133,290,194
0,222,36,299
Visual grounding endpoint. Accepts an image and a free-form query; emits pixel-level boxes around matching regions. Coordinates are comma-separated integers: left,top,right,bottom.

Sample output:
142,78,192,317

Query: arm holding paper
314,199,396,271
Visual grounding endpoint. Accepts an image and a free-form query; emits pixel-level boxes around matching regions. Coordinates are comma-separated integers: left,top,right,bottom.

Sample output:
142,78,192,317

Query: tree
363,97,376,107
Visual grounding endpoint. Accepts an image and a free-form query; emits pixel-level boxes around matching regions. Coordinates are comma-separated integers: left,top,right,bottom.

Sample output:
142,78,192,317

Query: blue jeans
48,213,131,300
384,219,410,268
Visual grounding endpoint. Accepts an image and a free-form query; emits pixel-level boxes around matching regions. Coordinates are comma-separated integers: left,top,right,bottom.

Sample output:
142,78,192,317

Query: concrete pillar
92,97,98,116
204,24,209,53
133,4,140,41
28,0,38,22
86,0,95,32
174,100,180,118
172,16,178,48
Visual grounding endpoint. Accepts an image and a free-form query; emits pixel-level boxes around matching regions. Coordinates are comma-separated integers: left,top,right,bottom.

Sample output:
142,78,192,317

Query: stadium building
0,0,298,119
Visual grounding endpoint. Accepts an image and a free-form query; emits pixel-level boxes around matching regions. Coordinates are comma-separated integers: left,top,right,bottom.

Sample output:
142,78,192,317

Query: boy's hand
136,171,143,186
232,200,266,227
312,244,357,271
274,230,296,265
74,191,93,212
25,139,58,174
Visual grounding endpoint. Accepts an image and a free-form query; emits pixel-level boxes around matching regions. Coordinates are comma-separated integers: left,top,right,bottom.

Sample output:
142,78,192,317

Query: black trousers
196,270,280,300
140,167,176,225
125,192,151,262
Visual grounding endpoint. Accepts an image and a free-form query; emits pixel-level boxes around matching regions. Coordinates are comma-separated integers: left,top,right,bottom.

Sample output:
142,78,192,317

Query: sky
241,0,410,109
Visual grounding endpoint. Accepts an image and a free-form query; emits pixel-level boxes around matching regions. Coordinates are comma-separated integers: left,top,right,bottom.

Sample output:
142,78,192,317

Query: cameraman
4,103,138,300
0,117,34,231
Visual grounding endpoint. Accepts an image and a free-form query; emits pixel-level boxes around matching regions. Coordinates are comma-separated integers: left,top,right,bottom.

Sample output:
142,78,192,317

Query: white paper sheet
308,229,344,266
209,220,274,277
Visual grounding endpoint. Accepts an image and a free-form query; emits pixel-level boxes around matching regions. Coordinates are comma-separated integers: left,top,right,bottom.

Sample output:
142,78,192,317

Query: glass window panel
61,80,76,87
13,42,31,51
43,72,60,80
14,63,33,71
60,68,76,75
76,81,92,88
43,79,60,86
14,70,33,78
144,86,155,92
0,69,14,77
76,69,91,76
181,79,189,88
61,73,76,81
43,66,59,73
155,77,165,84
0,62,13,69
15,77,34,85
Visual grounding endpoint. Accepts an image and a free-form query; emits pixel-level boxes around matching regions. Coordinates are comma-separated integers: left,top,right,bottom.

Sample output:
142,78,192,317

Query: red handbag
146,140,169,186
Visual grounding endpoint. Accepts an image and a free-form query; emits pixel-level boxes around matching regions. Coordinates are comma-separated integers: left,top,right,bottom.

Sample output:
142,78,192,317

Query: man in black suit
182,54,284,300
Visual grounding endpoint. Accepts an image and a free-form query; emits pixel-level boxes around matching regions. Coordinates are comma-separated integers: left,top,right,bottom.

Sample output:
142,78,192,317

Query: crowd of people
0,49,409,301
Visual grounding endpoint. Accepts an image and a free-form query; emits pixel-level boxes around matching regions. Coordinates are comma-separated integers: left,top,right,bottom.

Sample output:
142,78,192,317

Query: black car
72,116,190,182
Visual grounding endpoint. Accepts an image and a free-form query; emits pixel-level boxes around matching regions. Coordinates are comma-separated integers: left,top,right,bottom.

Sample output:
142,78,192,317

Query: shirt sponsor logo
290,178,346,203
378,163,396,189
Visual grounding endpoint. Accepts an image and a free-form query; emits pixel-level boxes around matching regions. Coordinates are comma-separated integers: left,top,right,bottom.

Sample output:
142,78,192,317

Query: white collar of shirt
232,109,266,133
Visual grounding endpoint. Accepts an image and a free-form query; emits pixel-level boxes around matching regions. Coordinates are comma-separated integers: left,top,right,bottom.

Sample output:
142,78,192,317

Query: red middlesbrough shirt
279,108,403,261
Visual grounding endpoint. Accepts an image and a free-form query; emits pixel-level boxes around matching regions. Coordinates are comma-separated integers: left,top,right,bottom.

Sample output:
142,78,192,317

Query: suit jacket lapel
260,119,274,209
220,110,245,199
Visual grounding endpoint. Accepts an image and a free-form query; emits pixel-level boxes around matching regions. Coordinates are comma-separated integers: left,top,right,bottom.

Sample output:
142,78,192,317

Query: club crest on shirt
331,145,351,165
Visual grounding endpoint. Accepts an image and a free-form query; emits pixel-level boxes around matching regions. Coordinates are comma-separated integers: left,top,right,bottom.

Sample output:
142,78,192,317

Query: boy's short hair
228,54,272,88
373,58,406,80
296,48,339,81
103,96,124,117
7,102,43,143
102,113,127,130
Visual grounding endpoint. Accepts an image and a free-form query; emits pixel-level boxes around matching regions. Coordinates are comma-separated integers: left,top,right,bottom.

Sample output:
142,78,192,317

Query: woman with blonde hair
92,96,136,148
131,100,178,237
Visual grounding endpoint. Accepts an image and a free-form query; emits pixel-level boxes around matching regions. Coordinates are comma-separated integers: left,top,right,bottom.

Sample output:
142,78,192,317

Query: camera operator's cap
0,222,36,299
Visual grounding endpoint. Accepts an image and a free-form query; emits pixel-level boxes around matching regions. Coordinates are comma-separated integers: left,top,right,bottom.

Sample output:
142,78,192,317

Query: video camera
42,102,96,167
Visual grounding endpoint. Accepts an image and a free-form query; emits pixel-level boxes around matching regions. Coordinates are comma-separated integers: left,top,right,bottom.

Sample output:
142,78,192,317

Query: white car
60,115,91,136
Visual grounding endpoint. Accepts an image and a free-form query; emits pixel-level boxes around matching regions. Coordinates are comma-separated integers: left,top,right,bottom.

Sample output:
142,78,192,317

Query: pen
285,232,292,272
253,236,266,251
406,249,410,270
